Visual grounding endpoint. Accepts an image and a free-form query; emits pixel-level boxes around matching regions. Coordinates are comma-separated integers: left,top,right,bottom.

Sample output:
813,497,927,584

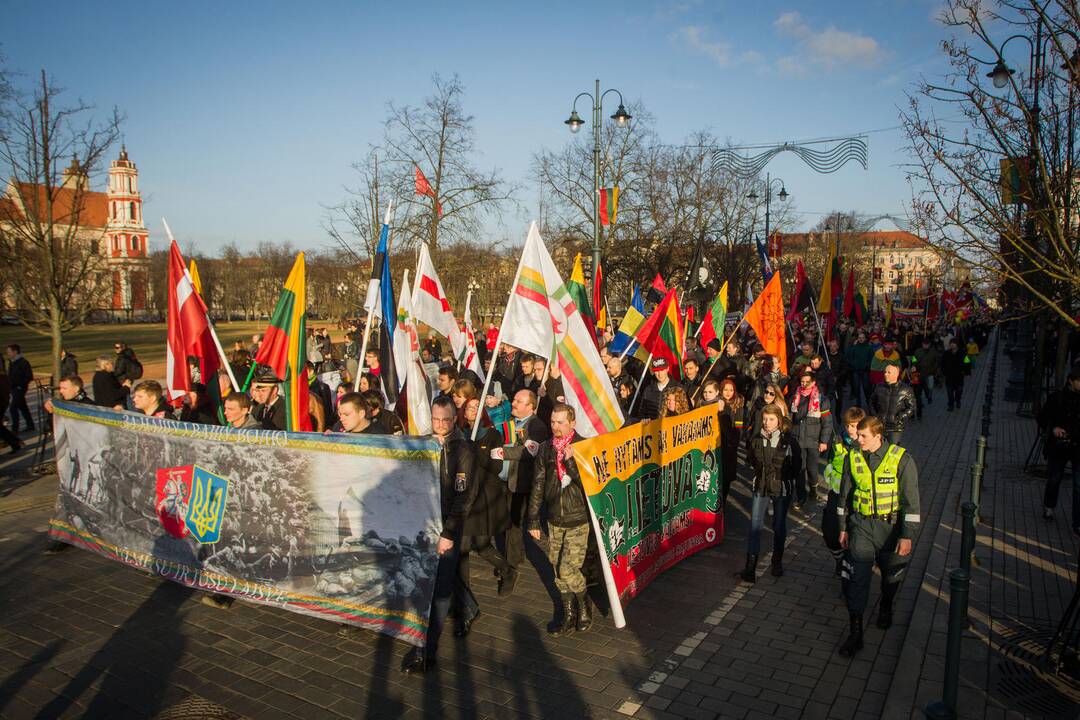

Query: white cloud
771,11,886,72
673,25,760,67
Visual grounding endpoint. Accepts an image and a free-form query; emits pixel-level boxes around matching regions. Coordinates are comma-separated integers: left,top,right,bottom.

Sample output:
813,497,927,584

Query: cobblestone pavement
2,337,1075,719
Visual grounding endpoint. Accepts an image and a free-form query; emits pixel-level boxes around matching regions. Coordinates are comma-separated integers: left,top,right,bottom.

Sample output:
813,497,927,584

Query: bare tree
0,70,122,381
381,73,516,250
324,146,389,266
902,0,1079,383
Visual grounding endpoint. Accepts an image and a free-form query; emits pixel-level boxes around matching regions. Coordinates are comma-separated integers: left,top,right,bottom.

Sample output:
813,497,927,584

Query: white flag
392,271,432,435
412,244,465,361
498,223,622,438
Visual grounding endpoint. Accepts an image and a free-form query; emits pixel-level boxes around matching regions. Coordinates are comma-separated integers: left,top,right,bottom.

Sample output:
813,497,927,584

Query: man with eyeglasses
401,395,479,675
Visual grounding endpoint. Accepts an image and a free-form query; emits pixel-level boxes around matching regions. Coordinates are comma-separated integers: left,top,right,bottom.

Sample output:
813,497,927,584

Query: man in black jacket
528,403,592,636
870,364,916,445
5,344,34,432
636,357,674,420
940,339,970,411
1039,367,1080,530
249,372,287,431
92,355,127,410
495,389,551,594
401,396,480,675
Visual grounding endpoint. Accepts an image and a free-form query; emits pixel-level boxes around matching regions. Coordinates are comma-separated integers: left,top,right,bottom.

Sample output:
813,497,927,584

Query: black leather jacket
527,433,589,529
871,381,917,432
439,429,479,541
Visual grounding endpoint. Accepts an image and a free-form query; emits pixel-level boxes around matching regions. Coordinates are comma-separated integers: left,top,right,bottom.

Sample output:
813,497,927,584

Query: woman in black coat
459,398,514,605
737,403,802,584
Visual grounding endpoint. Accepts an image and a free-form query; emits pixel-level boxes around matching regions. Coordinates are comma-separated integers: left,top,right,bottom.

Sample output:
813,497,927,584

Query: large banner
47,401,442,647
573,404,723,621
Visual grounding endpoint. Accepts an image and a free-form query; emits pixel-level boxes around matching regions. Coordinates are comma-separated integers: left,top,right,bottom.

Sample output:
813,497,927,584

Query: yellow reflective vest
850,444,906,517
823,441,850,494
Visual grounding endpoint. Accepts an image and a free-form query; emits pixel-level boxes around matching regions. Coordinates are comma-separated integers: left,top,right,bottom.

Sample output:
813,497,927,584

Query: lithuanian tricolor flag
634,288,685,380
599,187,619,225
253,253,312,432
698,281,728,351
568,253,598,347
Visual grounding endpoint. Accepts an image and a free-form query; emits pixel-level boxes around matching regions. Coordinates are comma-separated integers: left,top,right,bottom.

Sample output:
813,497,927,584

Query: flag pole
470,231,529,442
628,351,654,416
355,200,393,391
162,218,239,393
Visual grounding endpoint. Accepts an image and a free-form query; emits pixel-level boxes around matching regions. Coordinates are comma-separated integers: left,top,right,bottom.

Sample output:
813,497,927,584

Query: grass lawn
0,321,348,380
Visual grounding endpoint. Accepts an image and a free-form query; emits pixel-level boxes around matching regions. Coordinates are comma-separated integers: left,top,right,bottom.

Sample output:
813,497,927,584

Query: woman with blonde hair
737,402,802,583
660,385,690,419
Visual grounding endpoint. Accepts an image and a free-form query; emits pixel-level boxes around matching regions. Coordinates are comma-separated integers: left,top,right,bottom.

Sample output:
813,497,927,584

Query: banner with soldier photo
573,404,723,616
47,401,443,647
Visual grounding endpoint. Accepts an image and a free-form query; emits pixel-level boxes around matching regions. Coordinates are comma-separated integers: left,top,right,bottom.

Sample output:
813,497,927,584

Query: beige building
774,230,971,306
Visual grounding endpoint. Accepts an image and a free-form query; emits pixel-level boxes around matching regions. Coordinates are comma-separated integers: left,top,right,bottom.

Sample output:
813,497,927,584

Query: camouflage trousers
547,523,590,594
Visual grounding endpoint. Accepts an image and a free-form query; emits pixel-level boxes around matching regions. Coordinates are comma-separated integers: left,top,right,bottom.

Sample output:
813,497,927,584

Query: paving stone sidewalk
5,335,1065,719
883,342,1080,719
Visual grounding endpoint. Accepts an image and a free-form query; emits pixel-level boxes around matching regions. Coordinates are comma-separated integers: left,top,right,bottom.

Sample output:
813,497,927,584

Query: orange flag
743,271,787,372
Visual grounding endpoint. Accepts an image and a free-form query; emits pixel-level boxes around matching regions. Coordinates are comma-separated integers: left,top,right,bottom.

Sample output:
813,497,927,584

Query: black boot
549,593,577,637
575,591,592,632
839,614,864,657
736,553,758,583
771,548,784,577
877,583,898,629
497,567,518,597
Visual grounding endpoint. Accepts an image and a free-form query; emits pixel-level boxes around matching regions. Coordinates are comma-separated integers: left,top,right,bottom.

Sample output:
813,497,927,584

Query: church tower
105,146,150,315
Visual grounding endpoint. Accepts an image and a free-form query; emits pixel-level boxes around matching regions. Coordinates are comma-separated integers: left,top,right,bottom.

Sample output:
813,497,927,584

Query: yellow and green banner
573,404,723,618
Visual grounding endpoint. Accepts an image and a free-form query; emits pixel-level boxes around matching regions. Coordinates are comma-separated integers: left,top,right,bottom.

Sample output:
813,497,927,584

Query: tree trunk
50,298,63,387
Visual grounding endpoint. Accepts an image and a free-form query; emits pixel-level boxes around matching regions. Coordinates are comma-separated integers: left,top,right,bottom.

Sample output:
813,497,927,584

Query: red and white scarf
791,383,821,417
553,432,575,487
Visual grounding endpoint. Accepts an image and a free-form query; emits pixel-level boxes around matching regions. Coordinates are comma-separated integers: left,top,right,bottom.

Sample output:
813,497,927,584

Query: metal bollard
960,501,977,575
924,568,971,720
976,436,986,468
969,465,982,513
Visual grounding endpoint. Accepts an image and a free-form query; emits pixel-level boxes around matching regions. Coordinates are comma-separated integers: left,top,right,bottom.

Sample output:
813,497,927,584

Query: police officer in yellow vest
822,407,865,586
837,415,920,657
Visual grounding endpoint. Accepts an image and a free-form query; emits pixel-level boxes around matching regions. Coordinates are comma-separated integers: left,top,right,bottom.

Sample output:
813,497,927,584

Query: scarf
553,432,574,487
761,428,781,448
791,383,820,416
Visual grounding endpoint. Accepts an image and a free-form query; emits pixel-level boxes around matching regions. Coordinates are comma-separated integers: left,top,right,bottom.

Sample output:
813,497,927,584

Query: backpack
128,354,144,380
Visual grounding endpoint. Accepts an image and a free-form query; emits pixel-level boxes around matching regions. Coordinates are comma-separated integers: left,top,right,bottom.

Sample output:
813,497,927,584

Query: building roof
777,230,929,251
0,182,109,229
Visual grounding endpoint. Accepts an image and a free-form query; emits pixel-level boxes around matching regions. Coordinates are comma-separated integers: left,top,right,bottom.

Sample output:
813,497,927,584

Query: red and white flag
412,244,466,362
166,240,217,406
415,166,442,216
461,287,484,382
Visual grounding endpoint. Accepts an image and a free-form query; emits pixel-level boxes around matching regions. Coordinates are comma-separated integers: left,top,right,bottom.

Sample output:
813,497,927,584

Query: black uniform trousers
425,544,478,655
845,514,907,615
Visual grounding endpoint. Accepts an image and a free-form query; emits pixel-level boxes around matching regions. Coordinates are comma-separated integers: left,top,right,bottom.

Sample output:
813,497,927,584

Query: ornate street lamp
563,80,632,300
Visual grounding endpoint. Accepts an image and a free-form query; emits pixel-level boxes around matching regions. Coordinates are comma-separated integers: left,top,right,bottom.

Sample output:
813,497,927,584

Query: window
131,236,138,252
130,202,136,222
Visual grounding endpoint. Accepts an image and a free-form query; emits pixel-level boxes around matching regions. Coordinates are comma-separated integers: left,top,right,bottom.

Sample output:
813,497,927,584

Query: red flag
166,240,220,408
646,272,667,304
744,272,787,371
415,166,442,216
842,269,855,319
768,232,782,258
786,260,813,322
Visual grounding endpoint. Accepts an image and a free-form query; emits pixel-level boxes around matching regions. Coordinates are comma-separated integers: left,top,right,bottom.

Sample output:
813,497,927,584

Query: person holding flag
250,253,312,432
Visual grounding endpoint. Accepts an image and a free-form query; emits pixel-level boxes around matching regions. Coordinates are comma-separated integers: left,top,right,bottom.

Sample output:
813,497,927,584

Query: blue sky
3,0,956,253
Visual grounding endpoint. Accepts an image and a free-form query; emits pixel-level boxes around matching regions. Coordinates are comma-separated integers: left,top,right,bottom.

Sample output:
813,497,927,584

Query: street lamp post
747,173,789,247
564,80,632,300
